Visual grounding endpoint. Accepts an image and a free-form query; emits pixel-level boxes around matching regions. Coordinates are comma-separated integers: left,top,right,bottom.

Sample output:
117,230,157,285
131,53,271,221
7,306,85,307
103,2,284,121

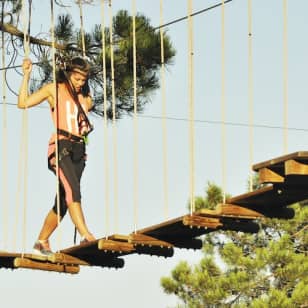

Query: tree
161,182,308,307
0,0,175,119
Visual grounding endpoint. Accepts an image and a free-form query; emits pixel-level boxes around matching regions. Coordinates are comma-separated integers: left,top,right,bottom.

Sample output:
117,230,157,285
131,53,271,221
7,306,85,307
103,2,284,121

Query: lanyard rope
160,0,169,219
187,0,195,214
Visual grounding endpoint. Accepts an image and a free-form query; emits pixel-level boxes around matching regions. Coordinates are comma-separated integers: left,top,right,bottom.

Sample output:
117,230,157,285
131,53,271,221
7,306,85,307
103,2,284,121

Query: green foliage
189,182,231,211
1,2,175,119
29,9,175,120
162,182,308,307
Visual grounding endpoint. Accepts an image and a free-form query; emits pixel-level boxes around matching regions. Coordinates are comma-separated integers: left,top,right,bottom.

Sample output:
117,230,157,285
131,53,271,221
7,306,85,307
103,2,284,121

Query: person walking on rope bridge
18,56,96,256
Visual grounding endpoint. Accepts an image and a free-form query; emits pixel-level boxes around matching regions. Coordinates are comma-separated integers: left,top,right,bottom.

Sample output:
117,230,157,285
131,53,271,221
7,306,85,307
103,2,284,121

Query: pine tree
0,1,175,119
161,182,308,307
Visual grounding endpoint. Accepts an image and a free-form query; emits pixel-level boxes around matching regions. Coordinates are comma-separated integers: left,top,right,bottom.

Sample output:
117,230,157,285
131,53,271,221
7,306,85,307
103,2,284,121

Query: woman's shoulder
41,82,57,93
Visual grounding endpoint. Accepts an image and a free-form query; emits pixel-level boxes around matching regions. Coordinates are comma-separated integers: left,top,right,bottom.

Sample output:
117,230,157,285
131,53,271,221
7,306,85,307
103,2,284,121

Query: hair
56,56,91,96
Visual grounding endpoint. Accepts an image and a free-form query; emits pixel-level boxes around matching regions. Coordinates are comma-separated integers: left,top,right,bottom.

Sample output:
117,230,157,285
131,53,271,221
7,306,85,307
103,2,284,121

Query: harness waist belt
57,129,84,143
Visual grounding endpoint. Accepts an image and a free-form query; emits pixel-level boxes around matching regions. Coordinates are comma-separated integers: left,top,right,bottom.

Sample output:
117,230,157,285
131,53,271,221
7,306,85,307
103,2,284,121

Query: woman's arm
18,58,54,109
87,96,93,111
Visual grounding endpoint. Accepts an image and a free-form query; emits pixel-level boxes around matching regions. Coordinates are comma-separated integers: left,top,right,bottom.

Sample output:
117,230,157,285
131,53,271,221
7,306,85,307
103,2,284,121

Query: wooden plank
183,215,223,229
197,204,264,219
285,159,308,176
0,252,50,269
109,233,175,258
60,238,130,268
226,185,300,218
129,233,173,248
136,215,217,241
259,167,285,184
253,151,308,171
14,257,80,274
98,239,135,253
132,216,218,250
48,253,89,266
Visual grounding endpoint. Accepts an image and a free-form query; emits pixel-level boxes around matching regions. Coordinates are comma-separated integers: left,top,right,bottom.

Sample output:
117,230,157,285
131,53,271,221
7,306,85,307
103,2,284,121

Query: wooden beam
183,215,223,229
98,239,135,253
285,159,308,176
129,233,173,248
197,204,264,219
217,204,264,218
253,151,308,171
14,257,80,274
108,234,174,257
258,167,284,184
48,253,89,266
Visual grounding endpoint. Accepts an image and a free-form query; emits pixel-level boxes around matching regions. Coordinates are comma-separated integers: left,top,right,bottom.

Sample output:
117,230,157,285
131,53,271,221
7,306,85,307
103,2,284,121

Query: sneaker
80,234,96,245
33,240,53,256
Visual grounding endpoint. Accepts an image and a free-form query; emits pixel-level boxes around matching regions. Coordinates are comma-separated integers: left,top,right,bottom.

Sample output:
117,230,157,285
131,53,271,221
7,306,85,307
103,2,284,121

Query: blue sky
1,0,308,307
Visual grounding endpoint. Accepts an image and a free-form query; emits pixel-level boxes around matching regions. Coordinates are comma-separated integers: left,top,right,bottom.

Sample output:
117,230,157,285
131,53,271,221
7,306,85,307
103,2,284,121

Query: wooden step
197,204,264,219
183,214,223,229
253,151,308,184
14,257,80,274
110,234,174,258
227,185,299,218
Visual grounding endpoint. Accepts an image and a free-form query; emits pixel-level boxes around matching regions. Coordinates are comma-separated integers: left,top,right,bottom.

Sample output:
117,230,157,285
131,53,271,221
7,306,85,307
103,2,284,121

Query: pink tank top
49,83,90,144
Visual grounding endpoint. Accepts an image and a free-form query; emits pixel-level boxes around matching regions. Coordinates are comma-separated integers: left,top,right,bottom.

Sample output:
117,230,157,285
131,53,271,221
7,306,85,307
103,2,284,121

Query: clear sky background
1,0,307,307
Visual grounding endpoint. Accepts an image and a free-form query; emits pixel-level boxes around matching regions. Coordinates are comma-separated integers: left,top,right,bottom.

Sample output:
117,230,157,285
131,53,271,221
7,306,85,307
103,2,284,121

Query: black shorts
48,139,86,217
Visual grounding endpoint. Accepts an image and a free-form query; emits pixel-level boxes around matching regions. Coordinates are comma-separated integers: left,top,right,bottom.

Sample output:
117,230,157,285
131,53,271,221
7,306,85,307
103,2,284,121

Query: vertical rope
101,0,110,239
283,0,288,154
1,1,9,250
108,0,119,234
187,0,195,214
13,129,25,251
50,0,62,250
248,0,254,192
221,0,226,203
159,0,169,219
78,0,86,57
132,0,139,232
21,0,30,256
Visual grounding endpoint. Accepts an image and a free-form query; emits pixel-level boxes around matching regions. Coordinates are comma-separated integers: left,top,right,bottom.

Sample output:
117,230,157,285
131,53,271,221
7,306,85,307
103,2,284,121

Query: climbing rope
248,0,254,192
221,0,227,203
108,0,119,234
187,0,196,214
50,0,63,250
160,0,169,219
100,0,110,239
20,0,31,257
283,0,288,154
1,1,9,250
132,0,139,232
78,0,86,57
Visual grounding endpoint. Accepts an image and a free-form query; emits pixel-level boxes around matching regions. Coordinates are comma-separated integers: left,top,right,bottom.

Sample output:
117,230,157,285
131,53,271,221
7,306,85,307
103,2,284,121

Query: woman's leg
37,186,66,241
68,202,95,241
56,144,95,241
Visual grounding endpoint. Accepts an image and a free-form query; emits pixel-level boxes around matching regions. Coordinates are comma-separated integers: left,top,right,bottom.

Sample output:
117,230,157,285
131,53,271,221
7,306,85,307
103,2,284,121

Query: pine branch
0,21,80,52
